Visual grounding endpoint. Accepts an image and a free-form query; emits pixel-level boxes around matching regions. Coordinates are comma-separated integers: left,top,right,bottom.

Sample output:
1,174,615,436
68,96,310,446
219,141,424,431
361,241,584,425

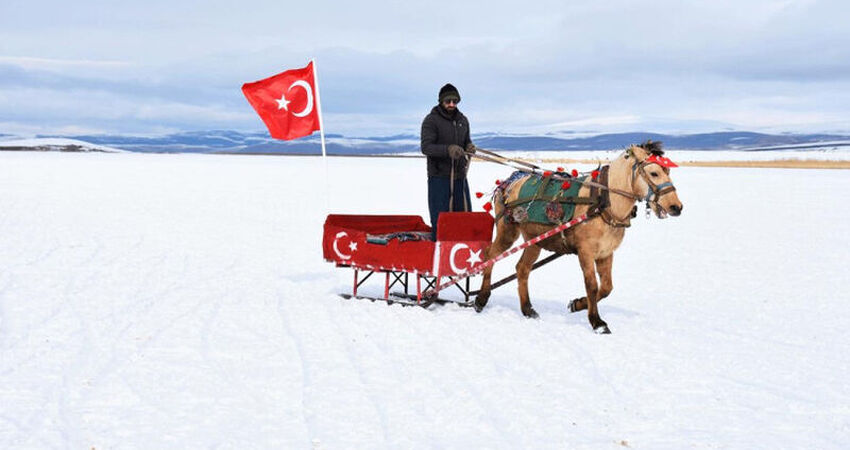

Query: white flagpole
311,58,328,159
311,58,329,211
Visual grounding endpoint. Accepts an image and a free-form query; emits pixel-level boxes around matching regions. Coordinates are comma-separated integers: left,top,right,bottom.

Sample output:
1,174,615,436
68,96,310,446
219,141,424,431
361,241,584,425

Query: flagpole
311,58,328,159
311,58,329,211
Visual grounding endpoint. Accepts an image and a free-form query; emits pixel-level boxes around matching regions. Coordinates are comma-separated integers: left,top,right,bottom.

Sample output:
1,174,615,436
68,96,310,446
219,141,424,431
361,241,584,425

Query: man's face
442,97,459,112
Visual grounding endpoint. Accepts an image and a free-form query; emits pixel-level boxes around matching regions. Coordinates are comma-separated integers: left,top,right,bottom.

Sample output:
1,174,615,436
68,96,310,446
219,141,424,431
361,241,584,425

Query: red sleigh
323,212,494,306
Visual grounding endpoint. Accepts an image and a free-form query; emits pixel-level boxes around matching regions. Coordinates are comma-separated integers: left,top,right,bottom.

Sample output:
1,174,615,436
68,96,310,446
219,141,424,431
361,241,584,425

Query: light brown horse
475,141,683,333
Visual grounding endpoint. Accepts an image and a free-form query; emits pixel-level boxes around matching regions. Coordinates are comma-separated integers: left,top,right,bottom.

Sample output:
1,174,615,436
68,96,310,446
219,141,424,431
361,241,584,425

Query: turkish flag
242,62,321,140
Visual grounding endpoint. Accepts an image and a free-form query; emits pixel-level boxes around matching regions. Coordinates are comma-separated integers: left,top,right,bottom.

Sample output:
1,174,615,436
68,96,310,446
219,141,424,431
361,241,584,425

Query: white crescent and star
274,80,314,117
448,243,483,274
332,231,357,260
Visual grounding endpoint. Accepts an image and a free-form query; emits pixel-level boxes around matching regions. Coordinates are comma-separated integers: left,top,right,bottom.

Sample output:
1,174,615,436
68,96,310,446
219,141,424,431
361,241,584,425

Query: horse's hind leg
475,221,519,312
576,249,610,334
516,244,542,318
569,254,613,313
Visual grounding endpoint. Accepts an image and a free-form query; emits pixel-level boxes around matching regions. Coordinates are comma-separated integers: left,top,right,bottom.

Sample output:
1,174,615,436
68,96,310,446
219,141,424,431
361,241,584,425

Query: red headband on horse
646,154,678,168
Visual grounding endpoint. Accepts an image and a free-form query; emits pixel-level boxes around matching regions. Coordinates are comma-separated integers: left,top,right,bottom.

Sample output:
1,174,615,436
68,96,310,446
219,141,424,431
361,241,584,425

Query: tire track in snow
324,295,391,446
276,295,317,448
198,283,269,407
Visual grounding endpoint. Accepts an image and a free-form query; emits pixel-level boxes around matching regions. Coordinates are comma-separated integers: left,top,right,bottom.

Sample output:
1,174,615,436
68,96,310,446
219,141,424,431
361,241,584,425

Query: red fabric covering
323,212,495,276
325,215,431,234
436,212,494,242
323,215,434,273
435,212,494,276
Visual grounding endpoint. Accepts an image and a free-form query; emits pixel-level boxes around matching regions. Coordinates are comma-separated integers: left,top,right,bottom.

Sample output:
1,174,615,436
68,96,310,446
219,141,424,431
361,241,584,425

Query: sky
1,0,849,137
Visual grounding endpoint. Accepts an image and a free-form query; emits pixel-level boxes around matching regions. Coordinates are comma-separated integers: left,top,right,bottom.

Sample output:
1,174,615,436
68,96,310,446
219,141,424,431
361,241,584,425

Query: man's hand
466,143,477,154
448,144,465,160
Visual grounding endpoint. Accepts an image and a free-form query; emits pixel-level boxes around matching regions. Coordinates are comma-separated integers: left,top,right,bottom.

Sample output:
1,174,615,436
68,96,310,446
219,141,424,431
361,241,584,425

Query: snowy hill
6,130,850,155
0,137,127,153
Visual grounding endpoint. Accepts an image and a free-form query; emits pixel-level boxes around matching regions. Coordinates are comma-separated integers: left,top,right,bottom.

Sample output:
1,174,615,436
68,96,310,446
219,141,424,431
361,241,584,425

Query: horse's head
624,141,683,218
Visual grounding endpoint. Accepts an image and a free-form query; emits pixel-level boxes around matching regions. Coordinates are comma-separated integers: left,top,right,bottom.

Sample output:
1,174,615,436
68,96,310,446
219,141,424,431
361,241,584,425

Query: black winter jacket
420,105,472,178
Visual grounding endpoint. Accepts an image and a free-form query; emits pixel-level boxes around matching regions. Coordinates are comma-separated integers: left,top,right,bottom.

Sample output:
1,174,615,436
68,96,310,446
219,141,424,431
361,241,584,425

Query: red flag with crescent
242,62,321,140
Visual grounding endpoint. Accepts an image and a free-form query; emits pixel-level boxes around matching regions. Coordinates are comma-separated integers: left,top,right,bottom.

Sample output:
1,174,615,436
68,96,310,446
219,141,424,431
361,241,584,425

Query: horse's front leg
568,254,613,313
475,223,519,312
576,249,610,334
516,244,542,318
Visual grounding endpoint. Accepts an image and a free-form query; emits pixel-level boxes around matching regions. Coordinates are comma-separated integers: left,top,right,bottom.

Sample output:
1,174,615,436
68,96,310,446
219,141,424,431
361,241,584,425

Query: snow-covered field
1,151,848,448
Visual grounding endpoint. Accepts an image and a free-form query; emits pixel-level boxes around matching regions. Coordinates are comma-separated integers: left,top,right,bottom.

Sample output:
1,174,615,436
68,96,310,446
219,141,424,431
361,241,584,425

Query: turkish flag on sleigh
242,61,321,140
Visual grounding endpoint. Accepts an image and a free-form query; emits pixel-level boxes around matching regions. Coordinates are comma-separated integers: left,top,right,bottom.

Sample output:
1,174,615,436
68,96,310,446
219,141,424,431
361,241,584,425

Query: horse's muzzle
668,204,683,216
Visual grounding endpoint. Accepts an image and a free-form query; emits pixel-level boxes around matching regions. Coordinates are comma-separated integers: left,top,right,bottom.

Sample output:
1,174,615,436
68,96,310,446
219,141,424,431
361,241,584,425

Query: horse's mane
636,140,664,156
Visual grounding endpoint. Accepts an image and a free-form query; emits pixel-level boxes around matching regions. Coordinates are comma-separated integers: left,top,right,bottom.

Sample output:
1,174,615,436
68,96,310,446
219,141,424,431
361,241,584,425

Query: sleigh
322,212,494,306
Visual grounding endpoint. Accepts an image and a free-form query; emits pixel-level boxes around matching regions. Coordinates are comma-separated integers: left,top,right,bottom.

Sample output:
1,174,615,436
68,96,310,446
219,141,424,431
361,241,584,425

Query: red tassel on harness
557,167,564,172
591,170,600,179
561,181,571,189
571,169,579,177
543,170,553,177
475,192,484,199
494,179,501,185
482,202,493,212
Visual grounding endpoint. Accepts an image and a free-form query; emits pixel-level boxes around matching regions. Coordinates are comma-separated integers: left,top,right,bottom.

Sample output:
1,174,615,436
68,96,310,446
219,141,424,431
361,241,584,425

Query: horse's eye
651,172,659,178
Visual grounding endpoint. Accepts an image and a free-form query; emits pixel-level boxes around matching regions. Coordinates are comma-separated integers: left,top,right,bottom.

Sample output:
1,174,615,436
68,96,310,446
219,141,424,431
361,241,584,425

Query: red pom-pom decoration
571,169,579,177
494,179,502,185
591,170,600,179
482,202,493,212
557,167,564,172
561,181,571,190
543,170,553,177
475,192,484,199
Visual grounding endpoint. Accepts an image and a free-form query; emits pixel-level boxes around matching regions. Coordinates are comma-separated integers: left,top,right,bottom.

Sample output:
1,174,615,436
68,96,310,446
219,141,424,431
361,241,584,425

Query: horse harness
494,151,677,229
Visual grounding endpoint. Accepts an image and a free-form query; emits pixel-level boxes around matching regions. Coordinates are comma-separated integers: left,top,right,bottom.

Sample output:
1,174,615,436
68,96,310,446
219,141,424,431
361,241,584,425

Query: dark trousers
428,176,471,240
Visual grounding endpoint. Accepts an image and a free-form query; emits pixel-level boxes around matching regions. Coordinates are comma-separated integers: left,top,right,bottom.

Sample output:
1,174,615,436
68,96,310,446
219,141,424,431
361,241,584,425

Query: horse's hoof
593,325,611,334
568,297,586,313
474,296,488,313
522,307,539,319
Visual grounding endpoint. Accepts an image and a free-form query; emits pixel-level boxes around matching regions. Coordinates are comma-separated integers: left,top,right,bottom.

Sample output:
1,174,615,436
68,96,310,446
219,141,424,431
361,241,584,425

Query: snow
1,151,848,448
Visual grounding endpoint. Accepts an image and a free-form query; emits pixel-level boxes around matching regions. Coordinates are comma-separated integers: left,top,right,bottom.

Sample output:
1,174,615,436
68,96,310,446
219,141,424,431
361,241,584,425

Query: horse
474,141,683,334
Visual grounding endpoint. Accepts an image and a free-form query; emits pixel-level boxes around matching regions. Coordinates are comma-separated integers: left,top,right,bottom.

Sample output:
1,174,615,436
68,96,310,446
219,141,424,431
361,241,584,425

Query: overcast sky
1,0,849,137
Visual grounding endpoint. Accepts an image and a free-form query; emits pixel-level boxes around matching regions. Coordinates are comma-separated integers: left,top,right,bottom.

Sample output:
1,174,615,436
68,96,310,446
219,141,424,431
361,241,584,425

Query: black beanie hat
438,83,461,103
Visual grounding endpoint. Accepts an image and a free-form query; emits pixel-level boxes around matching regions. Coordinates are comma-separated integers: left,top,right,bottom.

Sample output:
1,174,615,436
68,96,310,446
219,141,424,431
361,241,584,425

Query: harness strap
593,165,633,228
503,196,597,209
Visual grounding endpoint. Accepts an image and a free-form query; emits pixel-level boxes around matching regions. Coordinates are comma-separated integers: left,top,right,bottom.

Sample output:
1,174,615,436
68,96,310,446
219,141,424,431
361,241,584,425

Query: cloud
2,0,850,135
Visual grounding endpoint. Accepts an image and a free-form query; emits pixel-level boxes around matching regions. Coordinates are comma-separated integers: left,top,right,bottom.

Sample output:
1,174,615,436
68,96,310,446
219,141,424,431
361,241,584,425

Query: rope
449,159,455,212
474,147,542,171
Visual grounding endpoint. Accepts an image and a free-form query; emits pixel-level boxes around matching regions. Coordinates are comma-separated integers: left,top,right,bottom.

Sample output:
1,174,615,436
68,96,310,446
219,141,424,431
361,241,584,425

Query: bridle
628,148,677,216
598,148,677,227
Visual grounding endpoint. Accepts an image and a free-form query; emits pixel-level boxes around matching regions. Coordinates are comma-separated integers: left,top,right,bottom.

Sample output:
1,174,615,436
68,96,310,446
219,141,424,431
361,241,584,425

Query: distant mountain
0,137,127,153
4,130,850,154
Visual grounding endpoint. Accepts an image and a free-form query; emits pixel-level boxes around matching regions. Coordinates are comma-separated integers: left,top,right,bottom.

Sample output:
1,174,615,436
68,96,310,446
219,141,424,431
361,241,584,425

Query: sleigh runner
323,212,494,306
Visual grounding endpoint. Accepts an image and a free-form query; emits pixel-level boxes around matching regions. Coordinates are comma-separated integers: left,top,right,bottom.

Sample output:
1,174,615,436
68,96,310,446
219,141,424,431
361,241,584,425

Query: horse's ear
639,140,664,156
